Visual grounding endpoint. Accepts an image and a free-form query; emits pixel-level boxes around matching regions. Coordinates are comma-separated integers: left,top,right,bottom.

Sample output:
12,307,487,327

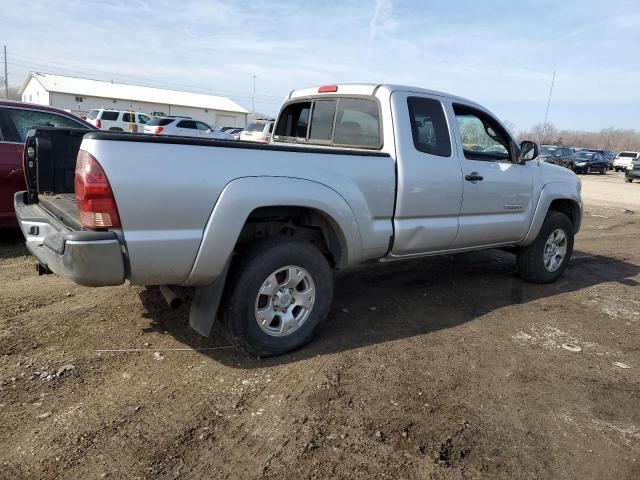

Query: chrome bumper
14,192,126,287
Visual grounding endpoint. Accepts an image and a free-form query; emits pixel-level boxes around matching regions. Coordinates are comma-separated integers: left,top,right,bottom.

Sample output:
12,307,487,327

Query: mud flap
188,259,231,337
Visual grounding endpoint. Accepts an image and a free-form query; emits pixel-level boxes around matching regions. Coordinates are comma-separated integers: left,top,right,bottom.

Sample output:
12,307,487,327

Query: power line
541,70,556,144
6,50,284,101
3,45,8,98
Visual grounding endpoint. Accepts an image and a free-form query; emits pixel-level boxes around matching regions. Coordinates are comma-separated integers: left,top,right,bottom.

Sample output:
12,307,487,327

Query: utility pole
541,70,556,144
3,45,8,99
251,75,256,121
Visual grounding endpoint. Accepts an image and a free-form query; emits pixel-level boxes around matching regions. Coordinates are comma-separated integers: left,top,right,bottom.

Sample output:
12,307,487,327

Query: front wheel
516,211,574,283
587,166,592,174
221,237,333,357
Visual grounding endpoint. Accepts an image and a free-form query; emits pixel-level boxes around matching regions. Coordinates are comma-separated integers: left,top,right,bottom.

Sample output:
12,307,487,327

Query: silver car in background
239,120,274,143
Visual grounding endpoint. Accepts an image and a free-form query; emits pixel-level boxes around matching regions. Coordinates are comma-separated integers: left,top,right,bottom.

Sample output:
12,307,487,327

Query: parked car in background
625,158,640,182
15,83,582,356
573,151,609,174
239,120,274,143
144,117,233,139
223,127,244,140
540,145,575,170
86,109,151,132
0,101,92,227
613,151,639,171
587,149,615,169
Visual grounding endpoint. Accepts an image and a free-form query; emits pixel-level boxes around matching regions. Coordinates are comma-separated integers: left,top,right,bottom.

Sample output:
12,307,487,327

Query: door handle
464,173,484,182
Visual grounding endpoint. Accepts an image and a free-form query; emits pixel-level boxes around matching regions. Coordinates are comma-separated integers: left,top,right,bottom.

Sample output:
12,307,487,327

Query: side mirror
520,140,539,162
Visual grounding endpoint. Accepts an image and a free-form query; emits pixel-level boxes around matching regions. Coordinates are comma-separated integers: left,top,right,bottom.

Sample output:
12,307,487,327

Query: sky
1,0,639,132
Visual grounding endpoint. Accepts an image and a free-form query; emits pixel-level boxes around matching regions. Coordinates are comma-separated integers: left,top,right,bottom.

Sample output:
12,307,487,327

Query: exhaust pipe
159,285,183,309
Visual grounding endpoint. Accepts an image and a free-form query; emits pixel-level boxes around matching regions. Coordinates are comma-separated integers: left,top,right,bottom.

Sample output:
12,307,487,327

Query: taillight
75,150,121,229
261,135,271,143
96,119,101,129
154,127,164,134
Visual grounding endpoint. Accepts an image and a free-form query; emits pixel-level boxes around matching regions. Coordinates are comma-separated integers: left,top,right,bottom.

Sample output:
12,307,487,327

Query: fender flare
184,176,363,286
520,182,582,245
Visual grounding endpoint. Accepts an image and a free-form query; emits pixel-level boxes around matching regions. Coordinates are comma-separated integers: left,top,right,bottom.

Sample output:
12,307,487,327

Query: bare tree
518,122,640,152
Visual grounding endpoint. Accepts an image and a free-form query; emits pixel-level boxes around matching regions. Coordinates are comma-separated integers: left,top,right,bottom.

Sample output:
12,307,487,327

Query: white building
19,72,249,128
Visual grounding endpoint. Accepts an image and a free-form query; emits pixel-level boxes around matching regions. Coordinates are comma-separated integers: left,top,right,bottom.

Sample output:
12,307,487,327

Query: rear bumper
14,192,126,287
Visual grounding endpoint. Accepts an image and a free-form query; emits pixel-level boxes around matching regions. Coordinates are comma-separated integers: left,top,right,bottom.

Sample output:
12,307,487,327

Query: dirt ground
1,171,639,480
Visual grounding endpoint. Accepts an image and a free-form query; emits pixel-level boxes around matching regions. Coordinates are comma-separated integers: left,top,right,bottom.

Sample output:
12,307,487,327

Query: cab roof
288,83,482,109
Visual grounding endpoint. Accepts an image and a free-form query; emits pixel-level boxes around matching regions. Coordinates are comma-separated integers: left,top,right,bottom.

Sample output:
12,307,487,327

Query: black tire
626,177,633,183
600,167,605,175
108,127,123,131
516,211,574,283
221,237,333,357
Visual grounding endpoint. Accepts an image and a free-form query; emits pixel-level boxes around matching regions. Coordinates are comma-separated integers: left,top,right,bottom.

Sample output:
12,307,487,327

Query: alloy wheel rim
543,228,568,272
254,265,316,337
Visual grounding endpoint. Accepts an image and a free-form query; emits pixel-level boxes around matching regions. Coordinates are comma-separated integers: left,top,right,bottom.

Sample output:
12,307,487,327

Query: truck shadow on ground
0,228,28,260
138,249,640,368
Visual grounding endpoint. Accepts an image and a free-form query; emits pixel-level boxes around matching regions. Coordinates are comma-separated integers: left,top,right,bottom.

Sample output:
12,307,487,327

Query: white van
86,109,151,132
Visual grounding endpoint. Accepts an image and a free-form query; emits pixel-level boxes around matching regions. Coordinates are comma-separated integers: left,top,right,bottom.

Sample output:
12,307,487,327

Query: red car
0,101,93,227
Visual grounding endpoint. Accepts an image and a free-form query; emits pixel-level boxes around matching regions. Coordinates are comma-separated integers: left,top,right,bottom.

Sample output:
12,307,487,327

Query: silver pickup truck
15,83,582,356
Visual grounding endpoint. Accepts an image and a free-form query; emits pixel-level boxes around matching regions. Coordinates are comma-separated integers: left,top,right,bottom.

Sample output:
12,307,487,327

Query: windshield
245,122,267,132
539,146,556,156
575,152,594,160
147,118,175,126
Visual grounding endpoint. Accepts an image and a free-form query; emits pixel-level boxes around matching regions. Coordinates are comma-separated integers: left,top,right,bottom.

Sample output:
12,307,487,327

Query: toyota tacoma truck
14,84,582,356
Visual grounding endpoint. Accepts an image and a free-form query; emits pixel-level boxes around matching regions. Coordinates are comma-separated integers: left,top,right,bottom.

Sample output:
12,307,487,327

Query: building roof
20,72,249,114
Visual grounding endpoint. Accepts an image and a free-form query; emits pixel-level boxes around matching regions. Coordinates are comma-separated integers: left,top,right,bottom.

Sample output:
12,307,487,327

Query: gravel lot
1,171,639,479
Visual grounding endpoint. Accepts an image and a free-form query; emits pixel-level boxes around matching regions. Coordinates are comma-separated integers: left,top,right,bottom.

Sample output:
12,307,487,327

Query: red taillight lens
318,85,338,93
154,127,164,134
75,150,121,229
96,119,101,129
261,135,271,143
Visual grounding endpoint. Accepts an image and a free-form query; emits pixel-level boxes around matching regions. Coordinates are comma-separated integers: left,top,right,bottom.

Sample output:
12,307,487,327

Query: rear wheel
516,211,574,283
221,237,333,357
626,177,633,183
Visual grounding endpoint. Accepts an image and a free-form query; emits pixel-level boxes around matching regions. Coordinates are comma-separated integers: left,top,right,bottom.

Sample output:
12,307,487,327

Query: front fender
520,182,582,246
183,176,363,286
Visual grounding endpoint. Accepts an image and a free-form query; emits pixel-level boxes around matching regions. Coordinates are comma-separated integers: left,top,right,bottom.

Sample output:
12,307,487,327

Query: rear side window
122,113,134,122
407,97,451,157
148,118,174,127
86,110,99,120
100,111,119,121
333,99,380,148
275,97,381,149
4,108,85,142
177,120,197,129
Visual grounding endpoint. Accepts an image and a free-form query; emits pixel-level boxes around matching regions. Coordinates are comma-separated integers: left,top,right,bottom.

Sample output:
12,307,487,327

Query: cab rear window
274,97,381,149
